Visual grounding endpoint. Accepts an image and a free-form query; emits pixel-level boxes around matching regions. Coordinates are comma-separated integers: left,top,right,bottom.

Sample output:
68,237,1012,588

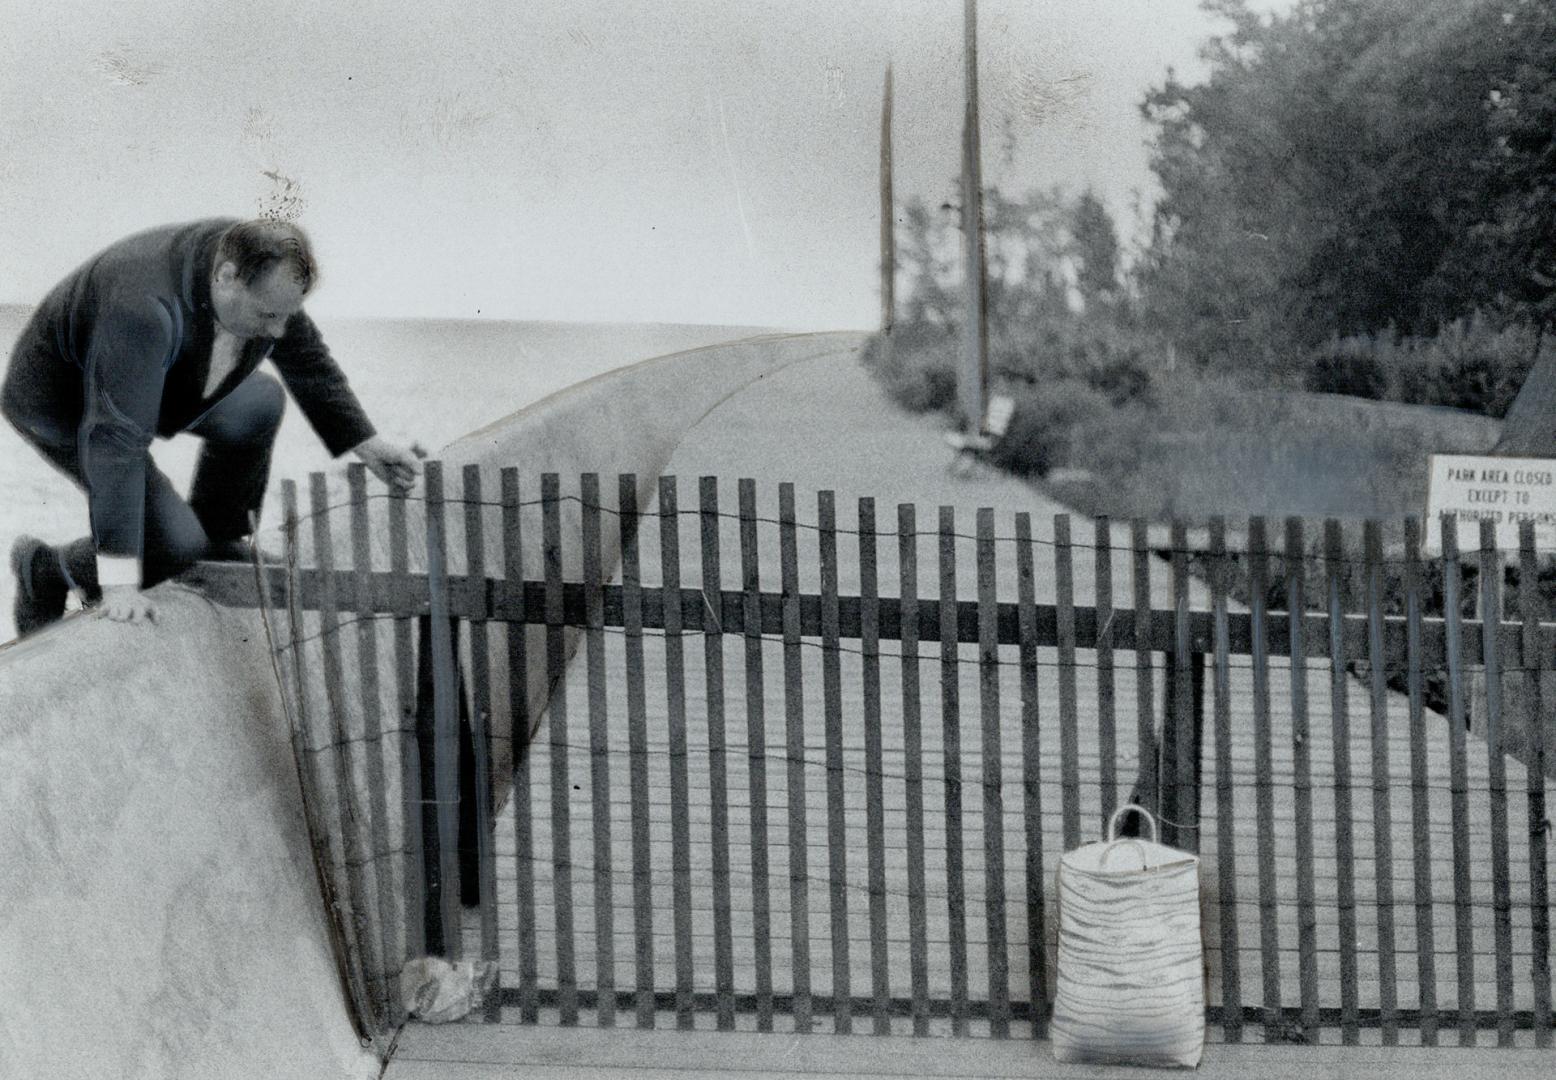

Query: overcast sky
0,0,1293,328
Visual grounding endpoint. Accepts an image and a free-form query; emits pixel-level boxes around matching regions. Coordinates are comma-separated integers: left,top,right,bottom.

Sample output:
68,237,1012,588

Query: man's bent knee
199,372,285,445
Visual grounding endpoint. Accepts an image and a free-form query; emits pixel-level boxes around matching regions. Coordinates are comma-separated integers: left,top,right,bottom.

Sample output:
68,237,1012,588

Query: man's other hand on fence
352,435,422,493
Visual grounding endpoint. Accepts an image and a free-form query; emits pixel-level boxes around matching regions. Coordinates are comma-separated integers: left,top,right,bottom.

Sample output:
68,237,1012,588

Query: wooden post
976,508,1010,1037
938,506,970,1035
541,473,578,1024
959,0,989,431
858,498,891,1034
1323,519,1358,1045
880,64,895,356
1440,516,1477,1045
700,477,736,1031
899,503,931,1036
1095,517,1118,828
462,465,501,1022
779,483,814,1033
1477,519,1515,1046
739,479,776,1032
581,474,616,1026
387,481,426,973
1403,517,1438,1045
818,491,852,1033
1014,513,1047,1037
347,464,398,1018
1286,518,1319,1041
1516,521,1552,1048
422,463,463,964
1247,518,1283,1039
618,475,655,1029
658,476,693,1030
1055,515,1081,851
1363,521,1399,1043
1208,518,1241,1040
500,469,539,1023
1131,521,1158,817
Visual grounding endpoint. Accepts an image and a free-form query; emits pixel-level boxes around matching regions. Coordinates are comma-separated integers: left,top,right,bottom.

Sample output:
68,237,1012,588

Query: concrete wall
0,592,378,1080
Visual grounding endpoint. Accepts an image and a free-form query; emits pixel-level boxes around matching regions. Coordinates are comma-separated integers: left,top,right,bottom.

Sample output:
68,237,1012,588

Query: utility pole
959,0,990,432
880,64,895,367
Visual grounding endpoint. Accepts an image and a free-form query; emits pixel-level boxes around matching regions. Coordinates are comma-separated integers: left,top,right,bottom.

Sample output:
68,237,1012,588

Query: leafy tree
1070,190,1120,306
1136,0,1535,372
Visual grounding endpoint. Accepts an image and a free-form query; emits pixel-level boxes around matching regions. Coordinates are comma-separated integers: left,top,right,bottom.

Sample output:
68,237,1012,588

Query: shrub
1301,312,1547,416
1304,335,1390,399
864,322,958,415
991,379,1112,477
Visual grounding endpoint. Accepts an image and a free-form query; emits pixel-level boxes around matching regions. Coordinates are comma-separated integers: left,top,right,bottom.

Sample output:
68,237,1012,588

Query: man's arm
267,310,376,455
269,311,420,491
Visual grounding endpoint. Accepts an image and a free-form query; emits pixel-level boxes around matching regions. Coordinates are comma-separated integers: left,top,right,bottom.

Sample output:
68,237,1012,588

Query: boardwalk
423,342,1554,1047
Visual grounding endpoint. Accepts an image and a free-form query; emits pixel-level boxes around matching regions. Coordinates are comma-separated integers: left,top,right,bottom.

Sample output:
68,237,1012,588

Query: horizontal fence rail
226,466,1555,1049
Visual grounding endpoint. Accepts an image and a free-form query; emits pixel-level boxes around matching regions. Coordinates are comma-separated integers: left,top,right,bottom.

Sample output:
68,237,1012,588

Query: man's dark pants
8,371,285,593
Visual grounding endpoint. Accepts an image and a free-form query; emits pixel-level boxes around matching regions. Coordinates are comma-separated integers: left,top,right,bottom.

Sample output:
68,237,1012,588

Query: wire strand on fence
255,486,1536,572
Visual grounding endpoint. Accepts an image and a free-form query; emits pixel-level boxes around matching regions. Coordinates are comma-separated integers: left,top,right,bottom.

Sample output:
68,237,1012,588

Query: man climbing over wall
2,217,422,636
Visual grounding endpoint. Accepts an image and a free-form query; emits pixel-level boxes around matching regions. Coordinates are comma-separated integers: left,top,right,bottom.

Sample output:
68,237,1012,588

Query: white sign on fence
1425,453,1556,552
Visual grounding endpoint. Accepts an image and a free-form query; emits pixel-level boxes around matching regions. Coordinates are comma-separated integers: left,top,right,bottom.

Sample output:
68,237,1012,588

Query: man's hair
215,219,318,293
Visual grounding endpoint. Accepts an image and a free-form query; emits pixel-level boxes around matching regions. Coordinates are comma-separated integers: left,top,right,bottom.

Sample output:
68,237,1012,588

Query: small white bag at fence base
399,956,500,1024
1051,805,1205,1068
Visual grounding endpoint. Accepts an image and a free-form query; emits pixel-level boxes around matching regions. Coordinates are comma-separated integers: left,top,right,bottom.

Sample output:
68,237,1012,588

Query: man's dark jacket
1,219,376,560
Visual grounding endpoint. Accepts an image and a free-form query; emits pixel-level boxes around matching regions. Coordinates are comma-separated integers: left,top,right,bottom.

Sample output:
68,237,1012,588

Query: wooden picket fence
196,462,1556,1048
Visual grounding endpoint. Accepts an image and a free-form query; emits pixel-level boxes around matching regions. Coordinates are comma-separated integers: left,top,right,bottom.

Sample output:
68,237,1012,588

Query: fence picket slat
1209,518,1241,1042
420,465,464,966
1403,517,1437,1046
501,469,538,1024
1324,519,1359,1045
1055,515,1081,852
541,472,578,1024
387,483,426,971
1131,521,1157,818
740,479,776,1032
900,504,931,1036
1363,521,1398,1044
462,465,501,1022
1286,517,1319,1041
976,508,1010,1038
1440,517,1477,1046
619,475,654,1028
780,484,814,1033
1015,513,1046,1038
1247,518,1281,1038
1477,519,1515,1047
1094,517,1117,827
1516,522,1553,1049
858,498,891,1035
1167,520,1198,852
581,473,616,1027
659,476,694,1030
284,481,373,1035
347,465,398,1017
309,470,384,1009
818,491,852,1034
701,477,736,1031
938,506,969,1036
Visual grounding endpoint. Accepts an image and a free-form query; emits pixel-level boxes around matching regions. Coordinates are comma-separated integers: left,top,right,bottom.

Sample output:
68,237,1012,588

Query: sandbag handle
1098,838,1149,870
1107,803,1158,844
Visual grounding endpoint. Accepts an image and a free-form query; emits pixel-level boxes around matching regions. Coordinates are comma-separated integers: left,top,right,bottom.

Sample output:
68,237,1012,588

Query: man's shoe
10,536,68,637
204,537,254,562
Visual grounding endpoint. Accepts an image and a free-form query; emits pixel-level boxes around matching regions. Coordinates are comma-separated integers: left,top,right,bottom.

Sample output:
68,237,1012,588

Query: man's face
211,261,306,340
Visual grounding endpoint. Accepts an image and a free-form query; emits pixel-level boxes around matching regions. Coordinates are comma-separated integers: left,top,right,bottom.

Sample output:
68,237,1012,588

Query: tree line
870,0,1556,437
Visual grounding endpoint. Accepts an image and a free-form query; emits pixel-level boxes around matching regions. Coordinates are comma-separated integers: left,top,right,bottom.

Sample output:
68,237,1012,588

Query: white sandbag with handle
1051,804,1205,1068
